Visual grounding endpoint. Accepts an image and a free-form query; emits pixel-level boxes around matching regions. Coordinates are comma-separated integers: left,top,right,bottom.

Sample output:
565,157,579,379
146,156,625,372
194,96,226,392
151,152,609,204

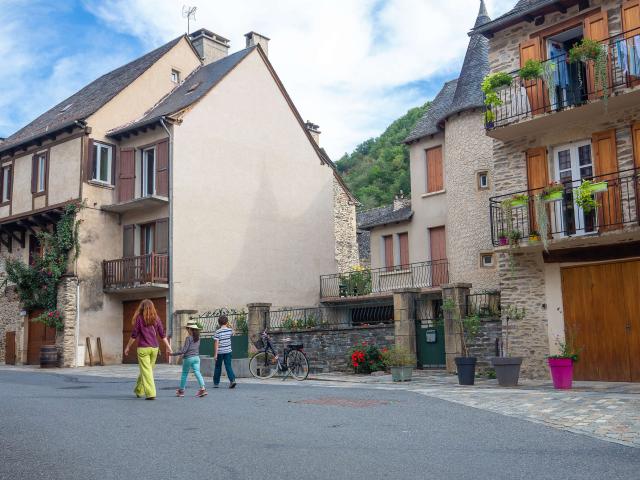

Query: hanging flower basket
584,181,608,193
510,196,529,207
542,190,563,202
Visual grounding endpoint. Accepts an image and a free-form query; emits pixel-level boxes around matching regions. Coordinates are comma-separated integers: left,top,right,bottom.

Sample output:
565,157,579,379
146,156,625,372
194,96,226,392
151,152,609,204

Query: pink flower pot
499,237,508,246
548,358,573,389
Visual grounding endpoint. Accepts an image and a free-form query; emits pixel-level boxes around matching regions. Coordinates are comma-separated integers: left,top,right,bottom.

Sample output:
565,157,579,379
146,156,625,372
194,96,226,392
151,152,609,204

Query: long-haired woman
124,299,172,400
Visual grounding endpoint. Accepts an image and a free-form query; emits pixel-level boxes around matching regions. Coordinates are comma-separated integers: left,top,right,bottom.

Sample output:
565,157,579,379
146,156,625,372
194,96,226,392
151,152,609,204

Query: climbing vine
1,203,83,330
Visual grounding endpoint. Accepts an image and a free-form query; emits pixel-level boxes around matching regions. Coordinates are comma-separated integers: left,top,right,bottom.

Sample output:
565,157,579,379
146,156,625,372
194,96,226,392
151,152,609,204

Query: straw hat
185,321,201,330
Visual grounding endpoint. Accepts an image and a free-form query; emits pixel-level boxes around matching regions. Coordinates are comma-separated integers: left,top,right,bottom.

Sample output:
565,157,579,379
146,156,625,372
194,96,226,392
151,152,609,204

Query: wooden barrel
40,345,59,368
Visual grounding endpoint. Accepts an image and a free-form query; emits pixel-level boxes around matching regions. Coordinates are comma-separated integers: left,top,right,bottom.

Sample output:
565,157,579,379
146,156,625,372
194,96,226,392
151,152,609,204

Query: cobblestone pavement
2,364,638,448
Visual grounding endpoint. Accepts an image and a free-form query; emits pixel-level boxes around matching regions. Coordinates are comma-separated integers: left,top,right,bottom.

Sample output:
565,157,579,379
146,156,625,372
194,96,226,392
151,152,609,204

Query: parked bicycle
249,331,309,380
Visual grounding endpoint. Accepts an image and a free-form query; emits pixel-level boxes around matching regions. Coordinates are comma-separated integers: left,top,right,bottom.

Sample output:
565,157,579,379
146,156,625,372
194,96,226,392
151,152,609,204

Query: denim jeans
180,356,205,390
213,352,236,385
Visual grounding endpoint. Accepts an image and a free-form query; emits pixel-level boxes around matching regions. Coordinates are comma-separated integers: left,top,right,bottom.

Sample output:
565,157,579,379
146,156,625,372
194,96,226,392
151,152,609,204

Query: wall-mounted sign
426,329,437,343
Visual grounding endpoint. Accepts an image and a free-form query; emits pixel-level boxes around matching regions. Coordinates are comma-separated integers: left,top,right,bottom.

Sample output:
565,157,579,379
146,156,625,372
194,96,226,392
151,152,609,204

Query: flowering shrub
347,342,385,374
34,310,64,331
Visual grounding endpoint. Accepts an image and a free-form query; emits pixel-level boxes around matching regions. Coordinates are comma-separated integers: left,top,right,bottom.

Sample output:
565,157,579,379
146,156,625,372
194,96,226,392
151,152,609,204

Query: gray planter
490,357,523,387
390,366,413,382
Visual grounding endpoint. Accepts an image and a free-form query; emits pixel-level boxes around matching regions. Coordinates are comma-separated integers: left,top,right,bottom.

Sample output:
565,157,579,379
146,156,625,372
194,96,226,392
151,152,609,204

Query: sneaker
196,388,208,398
145,397,156,401
229,382,237,389
176,389,185,397
213,384,219,389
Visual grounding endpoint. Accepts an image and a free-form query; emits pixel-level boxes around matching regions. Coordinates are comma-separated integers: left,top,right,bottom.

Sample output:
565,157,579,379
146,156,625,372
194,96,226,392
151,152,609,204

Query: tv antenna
182,5,197,34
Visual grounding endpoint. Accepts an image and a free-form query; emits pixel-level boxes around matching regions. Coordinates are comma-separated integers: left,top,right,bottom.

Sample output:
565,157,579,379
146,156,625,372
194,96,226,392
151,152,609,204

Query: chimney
245,31,270,56
189,28,230,64
393,191,409,211
305,121,321,145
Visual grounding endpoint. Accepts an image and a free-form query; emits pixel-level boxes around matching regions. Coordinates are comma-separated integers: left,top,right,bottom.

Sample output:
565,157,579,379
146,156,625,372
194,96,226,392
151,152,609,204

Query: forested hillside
336,102,429,208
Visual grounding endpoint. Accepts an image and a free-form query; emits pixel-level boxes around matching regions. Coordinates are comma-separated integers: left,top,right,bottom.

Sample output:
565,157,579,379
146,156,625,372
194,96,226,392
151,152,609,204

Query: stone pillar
393,289,418,357
56,276,78,367
442,282,471,373
247,303,271,352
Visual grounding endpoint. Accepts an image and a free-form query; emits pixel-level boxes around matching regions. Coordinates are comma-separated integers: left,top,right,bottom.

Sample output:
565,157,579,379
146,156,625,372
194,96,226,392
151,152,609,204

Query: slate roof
404,79,458,143
356,229,371,263
0,36,184,154
109,46,256,136
473,0,562,36
356,204,413,230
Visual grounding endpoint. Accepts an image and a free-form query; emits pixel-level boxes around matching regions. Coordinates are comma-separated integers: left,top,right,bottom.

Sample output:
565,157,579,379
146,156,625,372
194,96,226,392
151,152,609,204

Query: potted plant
510,193,529,207
481,72,513,126
497,230,508,246
507,229,522,245
528,231,541,244
519,59,543,81
444,299,481,385
575,180,606,213
548,336,580,390
382,346,415,382
541,181,563,202
568,38,609,101
490,306,524,387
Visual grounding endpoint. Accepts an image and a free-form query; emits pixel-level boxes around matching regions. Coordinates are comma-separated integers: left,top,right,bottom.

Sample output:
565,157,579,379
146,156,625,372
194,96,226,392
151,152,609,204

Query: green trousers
134,347,159,398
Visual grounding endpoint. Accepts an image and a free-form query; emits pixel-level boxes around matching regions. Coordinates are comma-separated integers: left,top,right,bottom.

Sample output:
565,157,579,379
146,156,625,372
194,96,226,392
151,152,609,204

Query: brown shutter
383,235,394,270
155,218,169,254
520,38,547,115
7,166,11,201
398,232,409,267
429,226,447,261
44,151,49,192
31,155,38,193
155,139,169,197
118,149,135,203
123,225,135,258
111,145,118,186
526,147,549,234
592,129,622,231
0,166,4,202
426,146,443,193
85,139,95,182
584,11,611,99
632,122,640,168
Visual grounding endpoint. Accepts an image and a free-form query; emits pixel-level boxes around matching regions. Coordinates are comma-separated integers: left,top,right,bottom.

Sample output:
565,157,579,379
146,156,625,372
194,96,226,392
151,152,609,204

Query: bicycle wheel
286,350,309,380
249,352,278,379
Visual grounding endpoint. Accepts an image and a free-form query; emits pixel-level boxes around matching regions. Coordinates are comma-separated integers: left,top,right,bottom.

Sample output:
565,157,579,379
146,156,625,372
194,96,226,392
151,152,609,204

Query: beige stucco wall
10,152,33,215
369,221,413,270
171,49,336,312
444,110,498,291
48,137,82,206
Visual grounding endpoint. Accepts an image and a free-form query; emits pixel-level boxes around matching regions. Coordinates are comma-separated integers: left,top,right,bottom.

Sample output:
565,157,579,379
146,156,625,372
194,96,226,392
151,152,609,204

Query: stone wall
0,281,23,364
444,109,499,291
468,318,502,372
267,324,394,372
333,178,359,271
56,276,78,367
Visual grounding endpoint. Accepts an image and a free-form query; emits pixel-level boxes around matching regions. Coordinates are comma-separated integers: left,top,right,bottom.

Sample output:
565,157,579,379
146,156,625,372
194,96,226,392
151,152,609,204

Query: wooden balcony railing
102,253,169,290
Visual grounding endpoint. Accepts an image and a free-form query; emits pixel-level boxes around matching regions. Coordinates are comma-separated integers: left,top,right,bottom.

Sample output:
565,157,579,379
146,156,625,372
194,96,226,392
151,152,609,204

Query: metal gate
415,297,445,369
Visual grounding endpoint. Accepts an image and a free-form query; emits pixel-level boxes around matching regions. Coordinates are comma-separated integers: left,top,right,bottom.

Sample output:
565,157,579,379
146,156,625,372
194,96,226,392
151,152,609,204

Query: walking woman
124,299,172,400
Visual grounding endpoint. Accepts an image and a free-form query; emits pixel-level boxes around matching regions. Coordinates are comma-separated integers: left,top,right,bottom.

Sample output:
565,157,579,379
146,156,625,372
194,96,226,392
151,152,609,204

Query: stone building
476,0,640,380
0,29,357,366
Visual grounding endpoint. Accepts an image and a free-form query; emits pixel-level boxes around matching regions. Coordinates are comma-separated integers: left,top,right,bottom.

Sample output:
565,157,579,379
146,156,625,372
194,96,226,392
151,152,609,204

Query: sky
0,0,514,159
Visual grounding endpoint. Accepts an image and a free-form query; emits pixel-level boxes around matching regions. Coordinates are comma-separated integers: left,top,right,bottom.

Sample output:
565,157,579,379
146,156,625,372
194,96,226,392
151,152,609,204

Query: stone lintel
442,282,472,290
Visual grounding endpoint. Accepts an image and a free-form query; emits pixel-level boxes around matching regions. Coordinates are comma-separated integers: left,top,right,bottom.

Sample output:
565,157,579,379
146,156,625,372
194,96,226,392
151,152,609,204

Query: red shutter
155,139,169,197
123,225,135,258
155,218,169,254
383,235,394,271
85,139,95,182
399,232,409,267
118,149,135,203
31,155,38,193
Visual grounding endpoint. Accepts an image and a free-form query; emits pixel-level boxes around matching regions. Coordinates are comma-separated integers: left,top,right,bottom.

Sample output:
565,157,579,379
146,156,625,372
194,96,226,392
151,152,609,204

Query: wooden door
632,122,640,223
27,311,56,365
520,38,547,114
5,331,16,365
429,226,447,286
583,11,611,99
122,298,167,364
526,147,549,234
561,260,640,381
592,129,622,231
118,148,135,203
622,0,640,86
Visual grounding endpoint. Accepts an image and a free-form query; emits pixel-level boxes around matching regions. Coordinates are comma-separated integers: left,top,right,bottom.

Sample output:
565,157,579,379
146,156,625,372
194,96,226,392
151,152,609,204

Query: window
92,142,113,184
140,223,155,255
31,152,47,194
480,253,495,268
1,164,12,203
171,69,180,83
426,146,443,193
477,171,489,190
142,147,156,196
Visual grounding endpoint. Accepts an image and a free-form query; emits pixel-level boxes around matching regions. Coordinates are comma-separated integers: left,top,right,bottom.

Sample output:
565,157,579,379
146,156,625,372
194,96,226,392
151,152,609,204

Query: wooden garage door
561,260,640,382
27,310,57,365
122,298,168,364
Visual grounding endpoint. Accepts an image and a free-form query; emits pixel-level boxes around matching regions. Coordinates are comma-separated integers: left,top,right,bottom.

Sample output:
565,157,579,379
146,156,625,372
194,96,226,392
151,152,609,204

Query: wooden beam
9,228,25,249
16,221,38,237
28,216,52,231
554,2,568,14
543,241,640,263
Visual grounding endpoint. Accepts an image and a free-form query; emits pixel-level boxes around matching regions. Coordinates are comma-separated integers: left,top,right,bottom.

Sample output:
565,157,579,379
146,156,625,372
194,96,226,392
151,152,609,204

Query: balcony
101,194,168,214
102,253,168,293
489,168,639,247
486,29,640,140
320,260,449,301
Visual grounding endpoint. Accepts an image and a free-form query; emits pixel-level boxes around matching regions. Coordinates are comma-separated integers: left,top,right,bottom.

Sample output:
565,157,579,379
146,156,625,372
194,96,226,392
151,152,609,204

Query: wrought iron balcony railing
489,168,640,246
486,28,640,130
103,253,169,290
320,260,449,299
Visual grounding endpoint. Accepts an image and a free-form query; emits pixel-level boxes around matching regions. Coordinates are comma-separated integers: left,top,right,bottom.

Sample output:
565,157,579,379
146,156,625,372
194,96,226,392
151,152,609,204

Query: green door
415,319,445,368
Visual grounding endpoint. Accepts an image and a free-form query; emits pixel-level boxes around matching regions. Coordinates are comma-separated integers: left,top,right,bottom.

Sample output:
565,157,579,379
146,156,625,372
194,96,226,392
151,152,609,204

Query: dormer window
171,69,180,84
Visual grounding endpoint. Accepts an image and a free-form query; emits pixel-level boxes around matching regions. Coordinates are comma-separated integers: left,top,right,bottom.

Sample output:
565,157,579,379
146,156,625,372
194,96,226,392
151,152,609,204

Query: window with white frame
477,171,489,190
1,164,12,203
92,142,113,184
171,69,180,83
32,152,47,193
142,147,156,196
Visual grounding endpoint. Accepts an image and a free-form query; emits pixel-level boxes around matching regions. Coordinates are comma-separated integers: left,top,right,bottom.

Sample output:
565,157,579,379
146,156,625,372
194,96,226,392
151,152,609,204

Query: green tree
336,102,430,208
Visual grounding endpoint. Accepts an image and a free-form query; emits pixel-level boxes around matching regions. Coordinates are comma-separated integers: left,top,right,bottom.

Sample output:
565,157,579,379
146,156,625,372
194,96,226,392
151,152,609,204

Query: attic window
171,69,180,83
185,82,201,94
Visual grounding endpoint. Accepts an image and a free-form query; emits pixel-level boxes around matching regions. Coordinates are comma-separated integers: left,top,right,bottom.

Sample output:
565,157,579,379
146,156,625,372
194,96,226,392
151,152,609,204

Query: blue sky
0,0,513,158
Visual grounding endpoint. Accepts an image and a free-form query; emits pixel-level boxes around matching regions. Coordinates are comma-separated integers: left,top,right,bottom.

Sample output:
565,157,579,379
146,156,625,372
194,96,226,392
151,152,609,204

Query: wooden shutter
6,166,11,201
383,235,394,270
526,147,549,234
520,38,547,115
155,218,169,254
426,146,443,193
584,11,611,99
123,225,135,258
85,139,95,182
155,139,169,197
592,129,622,231
632,122,640,168
429,226,446,260
118,149,135,203
31,155,38,193
111,146,118,186
398,232,409,267
622,0,640,85
0,166,4,202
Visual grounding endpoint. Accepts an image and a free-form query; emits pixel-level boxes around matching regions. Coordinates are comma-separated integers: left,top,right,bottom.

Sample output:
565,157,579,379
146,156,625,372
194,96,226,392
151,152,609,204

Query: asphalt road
0,370,638,480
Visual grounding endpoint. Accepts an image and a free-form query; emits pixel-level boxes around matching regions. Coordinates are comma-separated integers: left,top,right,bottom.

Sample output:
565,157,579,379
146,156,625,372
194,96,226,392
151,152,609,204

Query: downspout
159,117,174,347
75,281,80,367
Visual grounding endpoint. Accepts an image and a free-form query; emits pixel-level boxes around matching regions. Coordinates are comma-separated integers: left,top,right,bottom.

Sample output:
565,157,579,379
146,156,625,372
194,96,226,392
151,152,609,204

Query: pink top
130,315,165,348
